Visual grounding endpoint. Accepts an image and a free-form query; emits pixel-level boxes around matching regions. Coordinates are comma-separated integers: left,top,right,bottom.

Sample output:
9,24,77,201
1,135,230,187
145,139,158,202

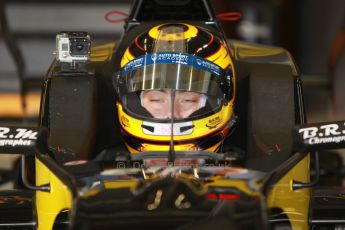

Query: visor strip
121,52,226,77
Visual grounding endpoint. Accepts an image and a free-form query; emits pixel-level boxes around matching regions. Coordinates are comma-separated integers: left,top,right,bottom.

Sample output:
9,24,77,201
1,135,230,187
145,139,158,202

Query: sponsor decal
153,53,189,64
120,115,130,127
121,52,224,76
206,117,222,129
195,58,221,75
151,53,157,61
0,127,37,147
123,57,145,73
299,123,345,145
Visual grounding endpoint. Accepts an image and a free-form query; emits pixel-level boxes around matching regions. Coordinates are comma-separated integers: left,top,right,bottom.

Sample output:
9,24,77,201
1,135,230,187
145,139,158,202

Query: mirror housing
293,120,345,152
0,126,47,155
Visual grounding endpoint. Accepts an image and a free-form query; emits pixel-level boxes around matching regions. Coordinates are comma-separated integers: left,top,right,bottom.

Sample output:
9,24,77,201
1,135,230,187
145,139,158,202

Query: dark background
213,0,345,123
1,0,344,122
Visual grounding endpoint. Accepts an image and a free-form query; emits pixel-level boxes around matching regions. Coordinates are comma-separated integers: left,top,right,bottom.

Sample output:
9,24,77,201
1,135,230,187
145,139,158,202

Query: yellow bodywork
267,154,311,229
35,158,73,230
90,43,115,62
33,154,310,230
231,41,299,76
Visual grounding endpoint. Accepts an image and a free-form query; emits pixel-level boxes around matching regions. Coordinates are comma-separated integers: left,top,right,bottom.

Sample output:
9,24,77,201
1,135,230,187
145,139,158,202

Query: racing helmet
114,23,236,153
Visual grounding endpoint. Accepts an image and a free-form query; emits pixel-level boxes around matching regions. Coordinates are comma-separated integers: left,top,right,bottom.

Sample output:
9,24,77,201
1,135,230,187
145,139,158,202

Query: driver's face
141,90,202,119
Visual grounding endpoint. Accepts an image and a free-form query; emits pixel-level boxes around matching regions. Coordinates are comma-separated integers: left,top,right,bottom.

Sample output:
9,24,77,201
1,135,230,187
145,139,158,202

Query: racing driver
110,23,237,157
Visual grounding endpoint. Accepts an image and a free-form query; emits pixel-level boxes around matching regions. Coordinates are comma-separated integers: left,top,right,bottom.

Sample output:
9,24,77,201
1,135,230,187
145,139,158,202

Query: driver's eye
183,99,197,102
150,99,163,102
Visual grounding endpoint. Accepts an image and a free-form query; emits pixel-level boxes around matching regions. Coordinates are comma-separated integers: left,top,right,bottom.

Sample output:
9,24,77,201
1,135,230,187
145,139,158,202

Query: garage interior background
0,0,344,188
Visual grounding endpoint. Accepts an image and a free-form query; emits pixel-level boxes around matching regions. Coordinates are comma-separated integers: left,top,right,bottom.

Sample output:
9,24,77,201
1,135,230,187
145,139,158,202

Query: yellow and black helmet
114,23,236,153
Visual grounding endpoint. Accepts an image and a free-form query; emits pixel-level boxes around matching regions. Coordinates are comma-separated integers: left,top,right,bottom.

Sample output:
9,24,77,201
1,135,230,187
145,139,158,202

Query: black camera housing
56,31,91,64
68,32,90,56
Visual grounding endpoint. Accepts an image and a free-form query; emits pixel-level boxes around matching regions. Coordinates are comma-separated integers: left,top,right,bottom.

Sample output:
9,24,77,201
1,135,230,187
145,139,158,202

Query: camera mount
55,31,91,72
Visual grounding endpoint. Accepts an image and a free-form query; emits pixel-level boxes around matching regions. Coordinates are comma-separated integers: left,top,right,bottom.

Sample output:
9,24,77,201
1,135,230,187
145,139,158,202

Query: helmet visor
115,52,233,121
116,52,229,99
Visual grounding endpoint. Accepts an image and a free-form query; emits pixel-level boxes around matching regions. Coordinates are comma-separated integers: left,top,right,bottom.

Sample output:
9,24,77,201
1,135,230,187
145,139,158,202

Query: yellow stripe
140,143,197,152
125,144,139,154
104,180,138,190
206,44,231,69
120,48,135,68
128,136,221,153
205,142,221,152
148,23,198,41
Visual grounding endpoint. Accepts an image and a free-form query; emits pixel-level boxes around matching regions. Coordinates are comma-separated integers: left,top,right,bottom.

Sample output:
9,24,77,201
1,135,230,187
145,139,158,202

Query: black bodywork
38,1,303,228
0,0,344,230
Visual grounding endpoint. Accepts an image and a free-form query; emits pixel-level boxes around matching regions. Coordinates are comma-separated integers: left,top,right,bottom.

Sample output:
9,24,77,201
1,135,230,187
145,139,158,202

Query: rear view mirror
293,120,345,152
0,126,46,155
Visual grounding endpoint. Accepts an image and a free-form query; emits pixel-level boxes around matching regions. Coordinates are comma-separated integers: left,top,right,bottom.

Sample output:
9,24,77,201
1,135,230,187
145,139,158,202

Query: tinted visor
115,52,232,121
116,52,229,99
